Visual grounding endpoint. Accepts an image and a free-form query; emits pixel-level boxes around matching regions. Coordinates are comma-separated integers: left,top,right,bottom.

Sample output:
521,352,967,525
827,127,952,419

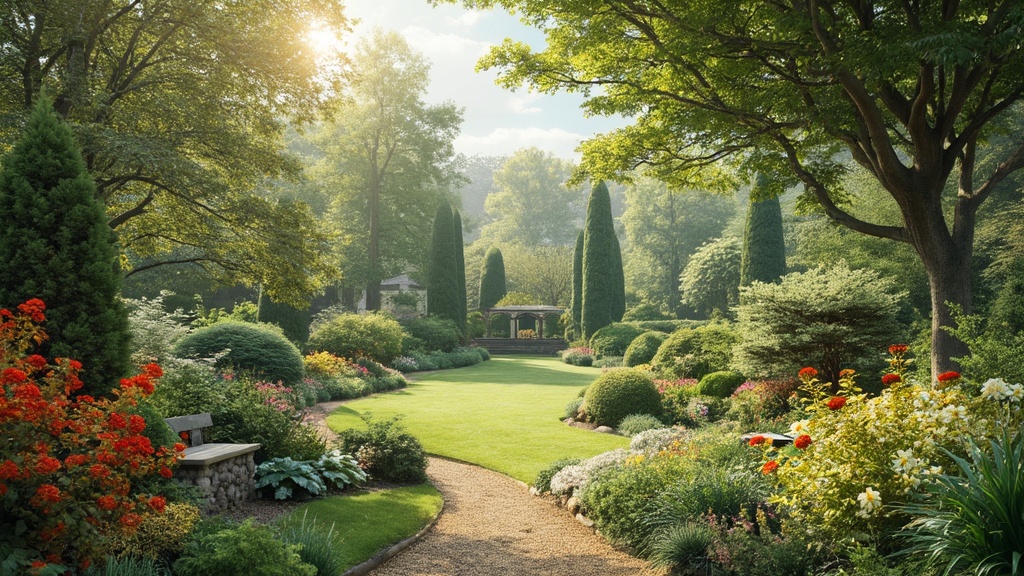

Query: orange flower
119,513,142,528
798,367,818,379
748,435,768,447
888,344,908,355
35,456,61,475
148,496,167,513
2,368,28,384
761,460,779,474
159,466,173,479
937,371,961,382
839,369,855,378
0,460,20,480
827,396,848,410
96,495,118,511
882,373,901,386
128,414,147,434
794,434,812,449
33,484,61,504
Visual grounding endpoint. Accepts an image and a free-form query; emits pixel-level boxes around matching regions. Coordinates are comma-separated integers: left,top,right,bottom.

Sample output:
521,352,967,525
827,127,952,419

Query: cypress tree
452,209,468,336
740,174,787,286
0,94,129,397
569,231,584,339
257,286,311,345
478,247,507,310
581,181,624,339
610,232,626,322
427,202,460,326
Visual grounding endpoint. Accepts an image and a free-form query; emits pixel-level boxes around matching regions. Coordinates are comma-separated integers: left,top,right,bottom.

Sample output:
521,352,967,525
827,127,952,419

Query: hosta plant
255,458,326,501
315,450,367,490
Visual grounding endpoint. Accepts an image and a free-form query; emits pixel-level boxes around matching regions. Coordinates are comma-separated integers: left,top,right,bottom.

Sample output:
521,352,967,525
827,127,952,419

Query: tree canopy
0,0,350,305
453,0,1024,376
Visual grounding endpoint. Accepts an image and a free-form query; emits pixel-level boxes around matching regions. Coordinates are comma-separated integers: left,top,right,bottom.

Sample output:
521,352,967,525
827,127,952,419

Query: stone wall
175,451,256,513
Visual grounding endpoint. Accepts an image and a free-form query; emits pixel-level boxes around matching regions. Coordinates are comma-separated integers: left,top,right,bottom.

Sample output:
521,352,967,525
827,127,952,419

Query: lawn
326,355,630,483
279,483,443,571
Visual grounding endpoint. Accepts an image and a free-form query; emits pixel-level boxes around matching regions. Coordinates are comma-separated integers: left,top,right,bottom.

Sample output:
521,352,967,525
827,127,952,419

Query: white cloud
455,127,588,159
401,26,490,59
445,10,487,27
509,93,543,114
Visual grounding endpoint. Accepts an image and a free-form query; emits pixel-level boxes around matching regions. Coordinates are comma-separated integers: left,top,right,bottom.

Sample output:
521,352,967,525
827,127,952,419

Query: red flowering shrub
826,396,848,410
882,373,902,386
0,300,181,571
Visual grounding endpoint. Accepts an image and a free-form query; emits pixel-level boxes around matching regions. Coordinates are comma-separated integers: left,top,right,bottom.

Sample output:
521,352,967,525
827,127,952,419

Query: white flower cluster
980,378,1023,402
856,487,881,517
890,448,943,493
549,449,630,496
629,427,687,455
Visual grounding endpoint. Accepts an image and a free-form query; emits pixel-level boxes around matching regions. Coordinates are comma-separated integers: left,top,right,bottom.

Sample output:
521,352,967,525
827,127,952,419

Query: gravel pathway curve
305,401,662,576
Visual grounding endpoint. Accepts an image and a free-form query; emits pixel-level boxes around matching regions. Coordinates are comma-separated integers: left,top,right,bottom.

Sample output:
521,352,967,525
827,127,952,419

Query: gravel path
369,457,660,576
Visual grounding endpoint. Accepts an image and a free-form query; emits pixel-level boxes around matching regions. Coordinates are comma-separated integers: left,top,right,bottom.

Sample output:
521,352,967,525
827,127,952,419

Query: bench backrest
164,413,214,447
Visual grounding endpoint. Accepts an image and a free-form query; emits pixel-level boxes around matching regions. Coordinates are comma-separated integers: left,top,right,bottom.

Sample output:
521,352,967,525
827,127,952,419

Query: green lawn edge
279,483,443,571
326,355,629,484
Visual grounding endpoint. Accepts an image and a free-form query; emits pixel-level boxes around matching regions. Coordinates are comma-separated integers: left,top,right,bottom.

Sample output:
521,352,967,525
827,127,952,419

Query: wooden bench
165,413,260,513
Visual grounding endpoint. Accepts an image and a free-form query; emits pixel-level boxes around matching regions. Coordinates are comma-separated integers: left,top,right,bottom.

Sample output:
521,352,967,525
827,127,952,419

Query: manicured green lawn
326,355,629,483
280,484,443,571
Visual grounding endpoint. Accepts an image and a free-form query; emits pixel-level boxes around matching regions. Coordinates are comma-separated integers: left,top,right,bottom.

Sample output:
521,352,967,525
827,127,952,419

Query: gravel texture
370,457,662,576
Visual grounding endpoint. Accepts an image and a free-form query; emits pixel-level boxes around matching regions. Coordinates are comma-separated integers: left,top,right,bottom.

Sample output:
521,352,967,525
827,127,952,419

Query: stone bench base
174,443,260,513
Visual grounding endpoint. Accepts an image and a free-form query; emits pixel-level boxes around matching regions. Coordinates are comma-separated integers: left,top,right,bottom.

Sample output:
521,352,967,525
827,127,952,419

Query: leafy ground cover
279,483,443,571
326,355,629,482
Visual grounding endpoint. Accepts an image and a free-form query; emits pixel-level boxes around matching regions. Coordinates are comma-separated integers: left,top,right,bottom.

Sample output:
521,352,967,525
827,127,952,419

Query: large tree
455,0,1024,376
581,181,625,338
428,202,462,327
478,147,583,247
740,175,787,286
0,95,129,396
0,0,348,304
314,29,463,310
478,247,508,310
622,175,735,316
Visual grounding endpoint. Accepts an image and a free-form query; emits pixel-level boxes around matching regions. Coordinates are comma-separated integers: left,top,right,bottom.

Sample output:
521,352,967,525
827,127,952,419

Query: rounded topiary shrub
623,331,669,367
583,368,662,427
172,321,303,385
400,316,461,353
588,323,646,358
697,370,746,398
307,312,405,365
651,324,738,380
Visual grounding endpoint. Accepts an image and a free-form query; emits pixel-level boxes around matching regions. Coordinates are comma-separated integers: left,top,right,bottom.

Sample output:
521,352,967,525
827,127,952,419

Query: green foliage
256,458,328,500
726,379,799,432
124,292,192,367
307,312,406,365
989,257,1024,335
617,414,666,436
621,303,672,322
897,429,1024,576
279,512,346,576
588,322,646,358
740,178,787,286
652,324,739,380
173,321,303,385
452,210,468,336
338,416,428,484
173,519,316,576
497,243,574,309
717,527,819,576
0,94,129,397
622,176,736,318
646,523,714,574
316,450,368,491
644,468,768,532
82,555,166,576
583,369,662,427
478,247,508,310
564,397,585,419
623,331,668,367
581,181,624,338
697,370,746,398
562,348,594,366
534,458,582,493
679,237,742,319
593,356,623,369
257,289,311,345
733,262,905,383
428,202,462,328
401,316,461,353
569,231,584,339
131,400,179,451
104,502,201,562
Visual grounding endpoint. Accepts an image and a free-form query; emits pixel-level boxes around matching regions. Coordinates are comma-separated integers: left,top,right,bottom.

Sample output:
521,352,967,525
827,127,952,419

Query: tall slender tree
428,202,461,327
569,231,584,339
581,182,624,339
453,209,468,335
479,247,508,310
0,94,129,396
740,175,787,286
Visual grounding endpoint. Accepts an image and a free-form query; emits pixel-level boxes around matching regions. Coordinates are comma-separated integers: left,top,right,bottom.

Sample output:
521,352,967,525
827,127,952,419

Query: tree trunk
365,279,381,311
366,161,382,311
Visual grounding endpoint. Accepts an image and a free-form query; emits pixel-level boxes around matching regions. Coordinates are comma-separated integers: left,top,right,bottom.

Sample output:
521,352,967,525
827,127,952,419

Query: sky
341,1,628,160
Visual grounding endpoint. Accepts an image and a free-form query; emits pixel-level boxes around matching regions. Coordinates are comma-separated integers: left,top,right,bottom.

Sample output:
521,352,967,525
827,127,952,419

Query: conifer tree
569,231,584,339
610,232,626,322
0,94,129,396
581,181,624,339
740,175,787,286
428,202,461,327
479,247,507,310
452,209,468,336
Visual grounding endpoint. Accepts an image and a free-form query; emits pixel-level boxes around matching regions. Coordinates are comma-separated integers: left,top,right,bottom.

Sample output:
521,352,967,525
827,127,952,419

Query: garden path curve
304,403,663,576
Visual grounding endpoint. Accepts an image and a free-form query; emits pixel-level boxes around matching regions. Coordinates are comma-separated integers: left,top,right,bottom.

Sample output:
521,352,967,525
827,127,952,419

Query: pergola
483,305,564,338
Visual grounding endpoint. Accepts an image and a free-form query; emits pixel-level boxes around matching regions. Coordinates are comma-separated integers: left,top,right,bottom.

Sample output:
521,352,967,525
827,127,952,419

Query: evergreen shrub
172,321,303,385
698,370,746,398
651,324,738,380
617,413,666,436
173,519,316,576
306,312,405,365
338,416,427,483
401,316,461,352
589,322,646,358
583,369,662,427
623,331,668,367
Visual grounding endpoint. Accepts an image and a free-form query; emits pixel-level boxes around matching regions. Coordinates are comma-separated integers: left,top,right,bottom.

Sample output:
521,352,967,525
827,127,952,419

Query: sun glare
306,23,342,56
